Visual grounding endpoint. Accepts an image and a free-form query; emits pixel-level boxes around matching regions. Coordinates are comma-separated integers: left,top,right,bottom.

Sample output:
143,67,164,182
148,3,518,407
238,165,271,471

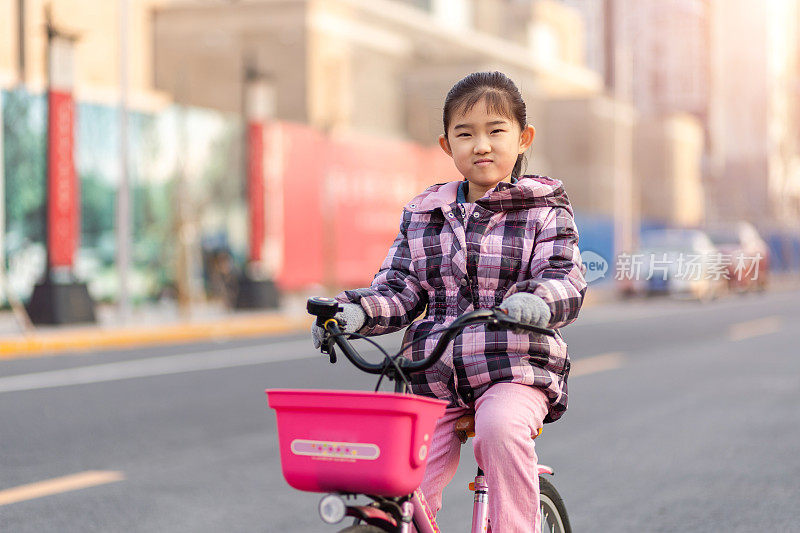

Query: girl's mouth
474,159,493,166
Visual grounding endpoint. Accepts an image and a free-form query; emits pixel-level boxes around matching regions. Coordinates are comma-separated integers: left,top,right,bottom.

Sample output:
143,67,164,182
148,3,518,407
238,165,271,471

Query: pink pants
419,383,550,532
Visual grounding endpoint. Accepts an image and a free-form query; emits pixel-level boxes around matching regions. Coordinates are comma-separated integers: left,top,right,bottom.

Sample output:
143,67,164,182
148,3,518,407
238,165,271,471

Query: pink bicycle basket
267,389,447,497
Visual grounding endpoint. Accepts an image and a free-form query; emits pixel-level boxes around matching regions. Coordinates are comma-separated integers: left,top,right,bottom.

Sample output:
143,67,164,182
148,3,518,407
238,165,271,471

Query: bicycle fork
335,468,495,533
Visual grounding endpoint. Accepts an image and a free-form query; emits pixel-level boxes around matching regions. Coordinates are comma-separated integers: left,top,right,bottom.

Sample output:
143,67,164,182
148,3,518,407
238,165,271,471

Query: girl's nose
474,136,491,154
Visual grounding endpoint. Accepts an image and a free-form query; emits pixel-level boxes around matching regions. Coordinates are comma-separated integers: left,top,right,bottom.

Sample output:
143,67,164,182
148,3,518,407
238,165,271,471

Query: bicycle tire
337,526,387,533
538,476,572,533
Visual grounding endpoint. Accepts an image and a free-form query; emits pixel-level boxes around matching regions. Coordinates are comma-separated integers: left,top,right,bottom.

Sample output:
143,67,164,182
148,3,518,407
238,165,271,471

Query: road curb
0,314,309,360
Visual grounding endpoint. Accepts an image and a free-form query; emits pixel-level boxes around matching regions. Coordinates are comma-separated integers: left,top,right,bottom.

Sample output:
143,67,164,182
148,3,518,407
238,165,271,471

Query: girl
313,71,587,532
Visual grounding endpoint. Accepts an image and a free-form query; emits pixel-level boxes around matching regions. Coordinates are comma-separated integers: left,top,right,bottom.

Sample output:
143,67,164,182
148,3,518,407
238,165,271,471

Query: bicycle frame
339,463,556,533
411,488,441,533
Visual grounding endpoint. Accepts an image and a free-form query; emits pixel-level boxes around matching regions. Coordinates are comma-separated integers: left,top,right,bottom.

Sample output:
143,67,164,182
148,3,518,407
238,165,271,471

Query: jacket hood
405,175,573,215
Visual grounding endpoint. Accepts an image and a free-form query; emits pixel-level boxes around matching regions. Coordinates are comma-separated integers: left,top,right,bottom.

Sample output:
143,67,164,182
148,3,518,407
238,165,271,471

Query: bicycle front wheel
539,476,571,533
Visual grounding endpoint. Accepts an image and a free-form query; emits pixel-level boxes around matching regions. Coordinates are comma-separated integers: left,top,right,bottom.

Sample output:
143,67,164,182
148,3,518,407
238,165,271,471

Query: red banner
272,122,456,291
247,121,265,263
47,89,78,268
276,122,327,289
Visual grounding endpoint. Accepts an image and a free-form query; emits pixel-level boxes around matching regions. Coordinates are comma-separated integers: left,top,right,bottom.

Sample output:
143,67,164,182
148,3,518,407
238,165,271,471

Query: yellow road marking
0,470,124,506
729,316,782,342
0,315,308,360
571,352,624,377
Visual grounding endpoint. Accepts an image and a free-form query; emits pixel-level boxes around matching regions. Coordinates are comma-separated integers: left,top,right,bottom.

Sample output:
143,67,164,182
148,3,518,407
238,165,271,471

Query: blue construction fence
573,213,615,287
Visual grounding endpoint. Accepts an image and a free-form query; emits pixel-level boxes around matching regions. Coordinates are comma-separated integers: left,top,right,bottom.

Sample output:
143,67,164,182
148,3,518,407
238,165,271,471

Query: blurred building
565,0,800,231
560,0,710,131
635,114,704,228
0,0,170,109
707,0,800,227
560,0,708,229
618,0,710,119
557,0,605,76
150,0,602,137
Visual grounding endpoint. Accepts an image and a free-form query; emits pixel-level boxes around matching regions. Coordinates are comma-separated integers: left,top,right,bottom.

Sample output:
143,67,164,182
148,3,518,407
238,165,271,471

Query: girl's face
439,98,535,193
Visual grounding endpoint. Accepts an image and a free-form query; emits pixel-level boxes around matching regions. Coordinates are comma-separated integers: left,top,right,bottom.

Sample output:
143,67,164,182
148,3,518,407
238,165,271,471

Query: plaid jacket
337,175,587,422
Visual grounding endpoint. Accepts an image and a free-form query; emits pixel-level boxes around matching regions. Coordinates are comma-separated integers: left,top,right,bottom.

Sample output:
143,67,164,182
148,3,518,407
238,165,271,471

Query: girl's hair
442,71,528,178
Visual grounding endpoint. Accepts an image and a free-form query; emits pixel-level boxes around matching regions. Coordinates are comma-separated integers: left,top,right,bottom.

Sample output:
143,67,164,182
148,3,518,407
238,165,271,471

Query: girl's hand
498,293,551,330
311,302,367,349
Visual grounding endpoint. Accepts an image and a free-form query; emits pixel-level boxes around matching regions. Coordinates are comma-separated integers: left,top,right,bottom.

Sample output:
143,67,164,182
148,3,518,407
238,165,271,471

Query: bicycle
267,297,572,533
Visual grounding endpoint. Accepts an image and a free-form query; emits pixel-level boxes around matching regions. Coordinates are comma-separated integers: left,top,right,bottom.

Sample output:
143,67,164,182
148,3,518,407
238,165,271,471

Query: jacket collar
405,175,573,215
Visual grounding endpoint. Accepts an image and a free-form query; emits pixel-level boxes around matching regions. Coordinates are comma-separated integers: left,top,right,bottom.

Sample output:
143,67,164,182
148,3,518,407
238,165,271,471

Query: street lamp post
117,0,131,323
26,6,96,324
233,60,280,309
606,0,637,289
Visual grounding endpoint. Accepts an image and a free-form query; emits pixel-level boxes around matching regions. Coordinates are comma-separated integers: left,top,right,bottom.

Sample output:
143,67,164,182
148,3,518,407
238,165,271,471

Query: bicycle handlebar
307,298,557,377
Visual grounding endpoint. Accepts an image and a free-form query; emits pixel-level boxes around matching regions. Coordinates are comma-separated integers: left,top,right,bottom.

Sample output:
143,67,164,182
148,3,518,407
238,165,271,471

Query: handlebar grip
489,310,557,337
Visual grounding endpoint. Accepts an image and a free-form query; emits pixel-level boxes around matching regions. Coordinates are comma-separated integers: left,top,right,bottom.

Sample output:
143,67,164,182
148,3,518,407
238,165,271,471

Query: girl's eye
491,129,505,134
457,133,471,137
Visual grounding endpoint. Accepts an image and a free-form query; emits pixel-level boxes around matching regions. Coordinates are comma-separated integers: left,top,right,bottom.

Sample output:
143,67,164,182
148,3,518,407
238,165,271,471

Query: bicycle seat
454,413,542,444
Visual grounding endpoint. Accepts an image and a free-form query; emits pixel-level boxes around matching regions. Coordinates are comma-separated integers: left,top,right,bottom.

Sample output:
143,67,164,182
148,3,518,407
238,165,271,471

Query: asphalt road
1,288,799,532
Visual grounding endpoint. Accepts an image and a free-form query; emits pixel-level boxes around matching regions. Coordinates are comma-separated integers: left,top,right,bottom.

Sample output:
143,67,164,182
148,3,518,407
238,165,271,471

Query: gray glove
311,302,367,349
498,292,551,332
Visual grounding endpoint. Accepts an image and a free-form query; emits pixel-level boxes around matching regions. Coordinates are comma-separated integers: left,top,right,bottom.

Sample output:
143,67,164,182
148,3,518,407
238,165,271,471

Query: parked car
705,222,769,293
627,229,727,301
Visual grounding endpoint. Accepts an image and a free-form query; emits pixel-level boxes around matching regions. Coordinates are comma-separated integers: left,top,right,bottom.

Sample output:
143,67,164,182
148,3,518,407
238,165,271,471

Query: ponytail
512,154,525,179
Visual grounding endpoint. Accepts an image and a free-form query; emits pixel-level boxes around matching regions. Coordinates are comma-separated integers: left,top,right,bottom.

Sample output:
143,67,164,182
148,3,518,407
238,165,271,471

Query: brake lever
319,318,340,364
316,335,333,360
327,344,337,364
